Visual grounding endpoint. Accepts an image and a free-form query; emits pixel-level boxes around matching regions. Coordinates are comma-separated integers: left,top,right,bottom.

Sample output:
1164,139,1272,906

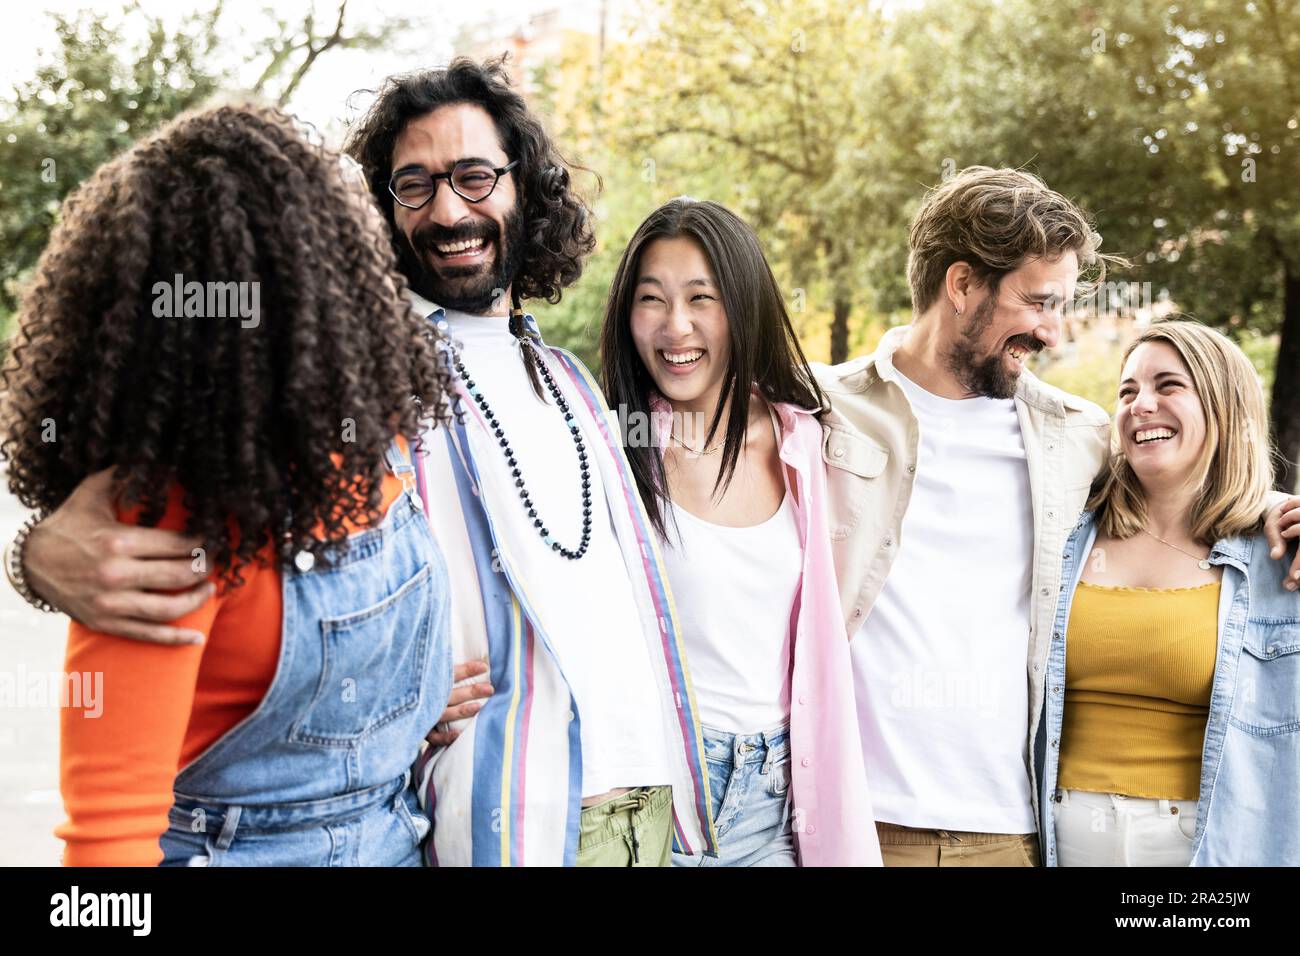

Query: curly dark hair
0,101,455,584
344,55,598,305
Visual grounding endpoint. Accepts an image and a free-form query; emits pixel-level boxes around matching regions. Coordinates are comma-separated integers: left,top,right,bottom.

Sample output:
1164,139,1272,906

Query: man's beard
399,205,525,315
942,293,1041,400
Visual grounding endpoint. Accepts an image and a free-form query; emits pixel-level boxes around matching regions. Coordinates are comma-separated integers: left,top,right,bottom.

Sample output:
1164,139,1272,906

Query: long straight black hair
600,197,825,540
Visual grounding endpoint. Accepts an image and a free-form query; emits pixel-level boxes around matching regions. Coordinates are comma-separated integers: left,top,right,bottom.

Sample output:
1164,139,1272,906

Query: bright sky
0,0,608,138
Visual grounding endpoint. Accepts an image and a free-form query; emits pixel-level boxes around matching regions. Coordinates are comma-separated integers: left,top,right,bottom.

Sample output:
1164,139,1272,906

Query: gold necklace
668,430,724,456
1140,528,1212,570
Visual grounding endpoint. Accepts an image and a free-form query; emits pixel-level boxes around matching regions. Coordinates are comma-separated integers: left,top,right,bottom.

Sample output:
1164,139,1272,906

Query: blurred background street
0,472,66,866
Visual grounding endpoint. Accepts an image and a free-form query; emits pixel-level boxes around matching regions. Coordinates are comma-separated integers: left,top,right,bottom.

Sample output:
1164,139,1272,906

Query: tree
893,0,1298,488
606,0,896,364
0,1,416,339
0,4,227,324
601,0,1297,486
249,0,416,108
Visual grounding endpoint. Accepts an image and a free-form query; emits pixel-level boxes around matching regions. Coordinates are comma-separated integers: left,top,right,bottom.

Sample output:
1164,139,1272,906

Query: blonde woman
1037,320,1299,866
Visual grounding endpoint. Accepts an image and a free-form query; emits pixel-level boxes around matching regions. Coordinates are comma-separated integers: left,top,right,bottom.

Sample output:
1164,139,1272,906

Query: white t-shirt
850,367,1037,833
662,492,801,734
439,305,671,798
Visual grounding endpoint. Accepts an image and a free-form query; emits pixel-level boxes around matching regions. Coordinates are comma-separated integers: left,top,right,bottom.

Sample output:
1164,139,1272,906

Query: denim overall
159,439,453,866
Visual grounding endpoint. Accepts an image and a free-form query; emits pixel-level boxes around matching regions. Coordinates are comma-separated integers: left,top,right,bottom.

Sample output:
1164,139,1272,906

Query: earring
954,306,962,316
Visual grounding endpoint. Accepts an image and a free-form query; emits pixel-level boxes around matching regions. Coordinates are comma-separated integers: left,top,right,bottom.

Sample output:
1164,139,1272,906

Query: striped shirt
409,297,718,865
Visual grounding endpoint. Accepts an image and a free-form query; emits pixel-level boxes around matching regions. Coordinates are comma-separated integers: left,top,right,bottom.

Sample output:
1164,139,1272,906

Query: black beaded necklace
451,311,593,560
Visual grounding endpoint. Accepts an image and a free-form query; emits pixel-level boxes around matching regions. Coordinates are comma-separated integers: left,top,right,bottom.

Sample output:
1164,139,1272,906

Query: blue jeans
672,724,795,867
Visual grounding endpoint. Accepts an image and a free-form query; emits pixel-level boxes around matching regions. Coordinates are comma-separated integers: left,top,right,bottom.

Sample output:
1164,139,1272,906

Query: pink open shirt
652,395,882,866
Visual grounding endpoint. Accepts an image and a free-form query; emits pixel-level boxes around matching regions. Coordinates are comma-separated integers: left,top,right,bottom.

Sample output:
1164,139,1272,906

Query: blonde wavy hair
1088,321,1275,544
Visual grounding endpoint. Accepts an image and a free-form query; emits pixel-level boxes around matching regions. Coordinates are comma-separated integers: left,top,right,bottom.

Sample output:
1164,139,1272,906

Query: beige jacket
811,325,1111,823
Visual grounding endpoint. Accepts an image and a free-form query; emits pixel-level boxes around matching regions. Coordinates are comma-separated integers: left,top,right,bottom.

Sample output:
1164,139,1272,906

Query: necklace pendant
1198,559,1211,570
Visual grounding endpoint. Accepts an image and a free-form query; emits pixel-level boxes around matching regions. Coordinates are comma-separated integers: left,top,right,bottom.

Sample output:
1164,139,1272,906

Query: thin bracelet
4,514,59,613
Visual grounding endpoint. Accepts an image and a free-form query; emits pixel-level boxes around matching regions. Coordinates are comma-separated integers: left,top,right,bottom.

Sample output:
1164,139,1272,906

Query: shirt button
883,537,893,548
1052,686,1061,694
293,550,315,572
798,695,807,706
833,447,845,458
805,824,816,835
1051,738,1058,749
801,757,811,768
852,608,862,619
1052,631,1062,641
1047,511,1054,520
907,464,916,474
1040,587,1050,597
1033,663,1040,672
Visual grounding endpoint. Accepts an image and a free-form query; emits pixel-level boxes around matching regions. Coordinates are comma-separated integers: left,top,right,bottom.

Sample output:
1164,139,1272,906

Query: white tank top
662,478,802,734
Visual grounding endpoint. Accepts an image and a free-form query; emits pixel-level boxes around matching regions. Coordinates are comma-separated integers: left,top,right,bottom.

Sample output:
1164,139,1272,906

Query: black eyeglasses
388,159,519,210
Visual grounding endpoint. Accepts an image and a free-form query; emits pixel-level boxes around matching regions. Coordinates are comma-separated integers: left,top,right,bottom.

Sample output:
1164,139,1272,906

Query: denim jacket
1036,509,1300,866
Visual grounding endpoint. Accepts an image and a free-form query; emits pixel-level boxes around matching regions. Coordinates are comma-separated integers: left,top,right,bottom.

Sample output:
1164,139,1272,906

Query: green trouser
576,786,673,867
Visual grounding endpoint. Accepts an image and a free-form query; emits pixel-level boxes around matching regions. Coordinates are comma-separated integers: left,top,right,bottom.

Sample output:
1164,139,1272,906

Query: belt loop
214,805,242,850
760,741,777,775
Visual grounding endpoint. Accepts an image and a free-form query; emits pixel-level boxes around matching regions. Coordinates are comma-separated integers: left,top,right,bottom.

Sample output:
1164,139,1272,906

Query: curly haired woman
0,102,457,866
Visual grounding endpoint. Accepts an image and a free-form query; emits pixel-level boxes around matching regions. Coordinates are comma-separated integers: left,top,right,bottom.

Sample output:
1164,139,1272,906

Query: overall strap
384,437,419,499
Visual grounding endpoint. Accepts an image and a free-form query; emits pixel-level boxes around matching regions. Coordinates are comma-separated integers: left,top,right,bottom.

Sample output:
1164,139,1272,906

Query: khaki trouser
876,822,1040,867
576,786,673,867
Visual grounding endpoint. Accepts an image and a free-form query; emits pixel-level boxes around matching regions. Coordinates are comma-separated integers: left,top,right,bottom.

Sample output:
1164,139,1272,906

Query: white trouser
1054,788,1197,867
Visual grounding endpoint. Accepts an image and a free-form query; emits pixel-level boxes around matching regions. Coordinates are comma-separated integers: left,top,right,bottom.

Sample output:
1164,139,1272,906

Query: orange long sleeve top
57,454,409,866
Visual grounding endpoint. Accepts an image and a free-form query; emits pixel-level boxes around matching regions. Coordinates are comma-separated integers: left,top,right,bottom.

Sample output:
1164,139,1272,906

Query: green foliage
2,0,1292,432
545,0,1295,475
0,5,229,333
0,1,408,341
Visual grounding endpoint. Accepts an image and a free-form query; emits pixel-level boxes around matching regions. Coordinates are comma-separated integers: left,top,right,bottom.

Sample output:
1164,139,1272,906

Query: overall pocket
290,563,436,747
